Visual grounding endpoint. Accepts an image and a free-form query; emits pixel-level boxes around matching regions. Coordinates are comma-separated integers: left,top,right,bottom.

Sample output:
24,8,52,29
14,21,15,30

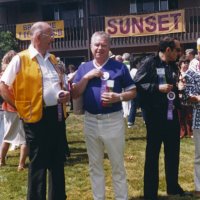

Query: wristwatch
119,94,123,101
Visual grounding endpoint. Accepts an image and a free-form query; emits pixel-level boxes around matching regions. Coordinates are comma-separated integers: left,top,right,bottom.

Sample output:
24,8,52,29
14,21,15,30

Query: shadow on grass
129,195,194,200
65,153,88,166
65,151,111,166
67,140,85,145
65,146,88,165
126,136,146,141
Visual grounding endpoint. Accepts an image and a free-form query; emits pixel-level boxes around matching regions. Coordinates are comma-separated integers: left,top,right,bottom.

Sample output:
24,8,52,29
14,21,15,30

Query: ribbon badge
101,72,110,80
167,91,175,120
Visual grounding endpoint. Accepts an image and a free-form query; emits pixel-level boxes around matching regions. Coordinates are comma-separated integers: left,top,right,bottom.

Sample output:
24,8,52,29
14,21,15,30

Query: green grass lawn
0,112,195,200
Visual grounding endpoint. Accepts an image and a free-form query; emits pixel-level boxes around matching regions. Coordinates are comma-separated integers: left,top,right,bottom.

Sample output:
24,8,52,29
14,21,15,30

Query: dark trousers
23,106,66,200
144,109,182,199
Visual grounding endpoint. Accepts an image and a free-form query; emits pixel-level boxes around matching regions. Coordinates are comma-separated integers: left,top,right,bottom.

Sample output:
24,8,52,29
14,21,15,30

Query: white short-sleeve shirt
1,45,65,106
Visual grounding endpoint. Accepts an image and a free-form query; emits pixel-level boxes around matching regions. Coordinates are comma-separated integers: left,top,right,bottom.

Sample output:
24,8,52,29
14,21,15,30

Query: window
130,0,137,13
130,0,171,13
143,0,155,12
160,0,168,11
20,2,36,13
42,2,84,27
54,7,60,20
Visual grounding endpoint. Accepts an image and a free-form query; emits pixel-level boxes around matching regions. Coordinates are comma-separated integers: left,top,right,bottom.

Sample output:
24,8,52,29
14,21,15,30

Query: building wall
0,6,7,24
17,2,42,23
179,0,200,8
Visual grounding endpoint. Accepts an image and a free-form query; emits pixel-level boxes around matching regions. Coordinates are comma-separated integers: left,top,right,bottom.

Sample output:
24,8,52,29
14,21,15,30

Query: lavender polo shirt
73,59,135,114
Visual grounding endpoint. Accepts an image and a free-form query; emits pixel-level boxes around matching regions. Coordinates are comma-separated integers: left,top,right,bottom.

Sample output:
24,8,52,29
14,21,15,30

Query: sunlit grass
0,111,195,200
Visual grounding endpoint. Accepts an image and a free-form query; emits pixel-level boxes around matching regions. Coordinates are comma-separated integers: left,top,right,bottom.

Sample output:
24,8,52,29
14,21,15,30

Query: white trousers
193,129,200,191
84,111,128,200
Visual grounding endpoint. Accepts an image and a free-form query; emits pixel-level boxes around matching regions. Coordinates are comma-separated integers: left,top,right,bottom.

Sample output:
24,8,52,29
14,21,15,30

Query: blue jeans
128,98,138,124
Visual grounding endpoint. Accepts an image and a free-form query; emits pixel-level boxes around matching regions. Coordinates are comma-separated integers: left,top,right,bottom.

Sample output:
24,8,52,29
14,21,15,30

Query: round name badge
167,91,175,101
101,72,110,80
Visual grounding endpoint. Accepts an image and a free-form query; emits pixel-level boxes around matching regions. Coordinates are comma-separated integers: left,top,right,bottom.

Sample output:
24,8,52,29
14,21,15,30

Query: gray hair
122,53,130,61
30,21,50,40
91,31,110,45
185,49,195,56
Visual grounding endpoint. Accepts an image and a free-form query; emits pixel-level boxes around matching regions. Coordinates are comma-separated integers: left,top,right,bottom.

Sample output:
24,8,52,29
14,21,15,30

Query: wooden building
0,0,199,66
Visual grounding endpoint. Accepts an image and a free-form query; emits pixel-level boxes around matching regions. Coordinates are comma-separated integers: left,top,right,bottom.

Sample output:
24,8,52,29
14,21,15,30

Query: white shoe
127,122,134,128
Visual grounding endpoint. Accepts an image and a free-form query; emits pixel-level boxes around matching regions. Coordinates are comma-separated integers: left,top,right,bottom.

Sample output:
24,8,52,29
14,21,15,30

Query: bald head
30,21,54,56
30,22,51,41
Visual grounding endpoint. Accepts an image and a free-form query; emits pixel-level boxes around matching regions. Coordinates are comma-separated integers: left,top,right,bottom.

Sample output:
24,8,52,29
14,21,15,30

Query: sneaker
127,122,134,128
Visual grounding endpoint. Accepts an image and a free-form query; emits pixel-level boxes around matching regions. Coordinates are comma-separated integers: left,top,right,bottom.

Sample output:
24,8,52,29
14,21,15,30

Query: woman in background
0,50,28,171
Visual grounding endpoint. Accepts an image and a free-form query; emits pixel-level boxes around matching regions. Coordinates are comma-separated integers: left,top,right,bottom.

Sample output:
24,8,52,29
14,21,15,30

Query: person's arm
72,68,103,99
134,57,173,94
101,88,136,104
0,82,15,108
0,55,20,108
188,95,200,103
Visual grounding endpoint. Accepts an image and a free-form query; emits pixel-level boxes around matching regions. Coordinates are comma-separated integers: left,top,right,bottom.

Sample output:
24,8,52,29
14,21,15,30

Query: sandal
0,159,6,167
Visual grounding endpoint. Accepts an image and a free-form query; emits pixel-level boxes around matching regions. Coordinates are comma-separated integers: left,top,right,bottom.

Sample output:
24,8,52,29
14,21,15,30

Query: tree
0,31,18,61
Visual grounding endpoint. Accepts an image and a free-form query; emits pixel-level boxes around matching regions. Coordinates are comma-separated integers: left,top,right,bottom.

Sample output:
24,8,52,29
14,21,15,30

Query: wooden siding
0,7,200,52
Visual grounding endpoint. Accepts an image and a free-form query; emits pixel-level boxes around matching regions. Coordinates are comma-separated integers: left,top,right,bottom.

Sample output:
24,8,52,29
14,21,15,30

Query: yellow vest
13,49,57,123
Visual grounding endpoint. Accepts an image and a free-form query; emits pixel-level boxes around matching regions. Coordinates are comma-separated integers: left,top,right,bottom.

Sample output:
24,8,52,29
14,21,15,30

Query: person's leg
0,142,9,165
144,121,162,199
103,112,128,200
43,107,66,200
84,113,105,200
144,113,162,199
27,166,47,200
178,107,186,138
48,162,66,200
127,99,137,127
141,108,146,124
0,111,18,166
24,121,48,200
164,119,182,194
193,129,200,192
18,144,28,171
64,131,70,158
185,106,193,137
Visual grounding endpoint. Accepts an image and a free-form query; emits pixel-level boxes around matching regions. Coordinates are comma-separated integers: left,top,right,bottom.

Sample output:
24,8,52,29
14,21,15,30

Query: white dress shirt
1,45,65,106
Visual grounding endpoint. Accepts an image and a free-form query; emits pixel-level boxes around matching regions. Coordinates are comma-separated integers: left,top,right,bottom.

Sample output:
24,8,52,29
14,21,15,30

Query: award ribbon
57,90,65,121
167,91,175,120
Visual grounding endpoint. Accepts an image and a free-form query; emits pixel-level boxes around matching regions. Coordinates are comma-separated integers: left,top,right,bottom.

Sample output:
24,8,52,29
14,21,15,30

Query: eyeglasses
42,33,54,38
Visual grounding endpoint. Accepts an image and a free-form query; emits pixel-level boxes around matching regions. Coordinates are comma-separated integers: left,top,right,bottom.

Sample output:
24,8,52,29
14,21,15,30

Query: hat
185,49,195,55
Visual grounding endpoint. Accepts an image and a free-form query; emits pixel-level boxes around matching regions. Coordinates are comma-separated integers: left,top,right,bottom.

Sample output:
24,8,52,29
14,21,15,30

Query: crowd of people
0,20,200,200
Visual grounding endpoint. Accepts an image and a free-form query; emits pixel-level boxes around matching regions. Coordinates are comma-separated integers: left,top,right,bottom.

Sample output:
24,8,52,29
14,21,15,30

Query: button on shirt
1,45,62,106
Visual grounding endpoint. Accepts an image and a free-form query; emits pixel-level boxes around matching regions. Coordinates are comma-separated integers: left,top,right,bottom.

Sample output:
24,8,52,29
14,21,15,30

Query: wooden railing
1,7,200,51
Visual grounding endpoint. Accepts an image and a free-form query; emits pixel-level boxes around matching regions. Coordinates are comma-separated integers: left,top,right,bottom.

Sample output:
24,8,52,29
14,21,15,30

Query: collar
28,44,50,61
93,58,109,69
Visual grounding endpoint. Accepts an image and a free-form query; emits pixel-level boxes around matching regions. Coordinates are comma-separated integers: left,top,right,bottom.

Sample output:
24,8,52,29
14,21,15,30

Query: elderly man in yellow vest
0,21,70,200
